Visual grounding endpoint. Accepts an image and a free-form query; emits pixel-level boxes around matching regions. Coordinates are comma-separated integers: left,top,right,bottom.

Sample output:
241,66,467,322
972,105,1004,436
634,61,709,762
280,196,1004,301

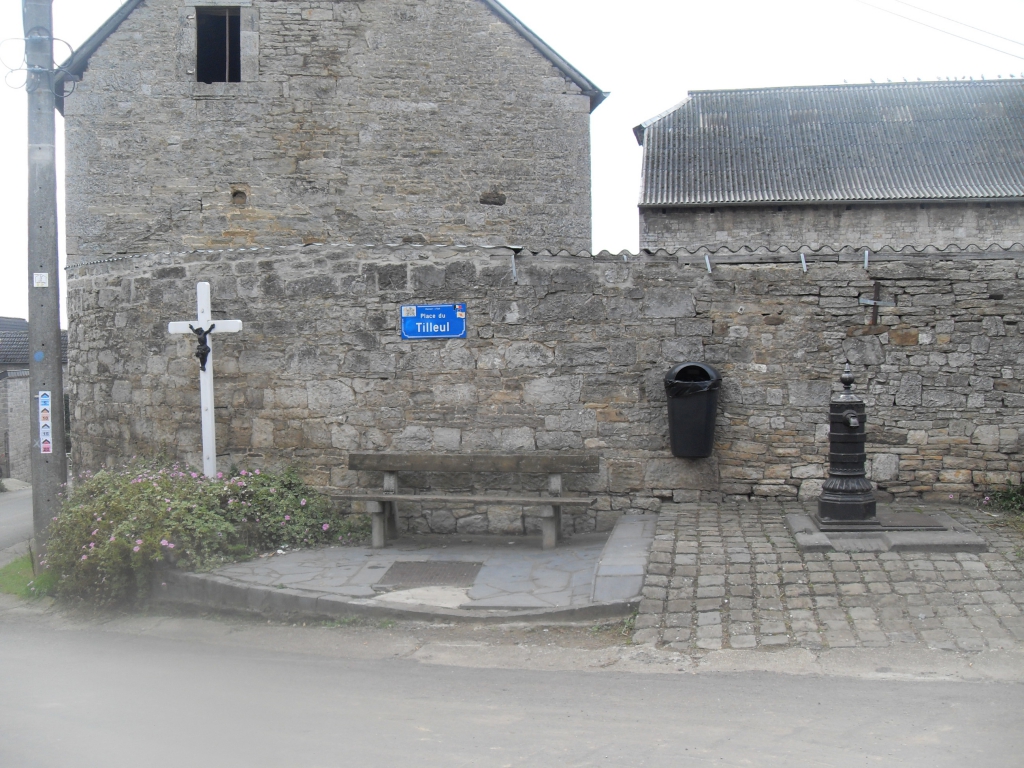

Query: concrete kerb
151,567,639,624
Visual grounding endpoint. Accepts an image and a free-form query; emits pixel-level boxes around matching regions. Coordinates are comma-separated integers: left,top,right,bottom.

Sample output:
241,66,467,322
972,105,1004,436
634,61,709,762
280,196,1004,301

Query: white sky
2,0,1024,326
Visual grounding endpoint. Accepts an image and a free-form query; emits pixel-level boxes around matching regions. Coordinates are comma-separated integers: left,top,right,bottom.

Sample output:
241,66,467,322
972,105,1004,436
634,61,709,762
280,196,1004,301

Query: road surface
0,602,1021,767
0,488,31,552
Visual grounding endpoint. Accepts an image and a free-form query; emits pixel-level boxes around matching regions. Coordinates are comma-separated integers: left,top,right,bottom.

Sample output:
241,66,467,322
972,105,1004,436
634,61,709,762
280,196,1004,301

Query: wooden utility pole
24,0,67,570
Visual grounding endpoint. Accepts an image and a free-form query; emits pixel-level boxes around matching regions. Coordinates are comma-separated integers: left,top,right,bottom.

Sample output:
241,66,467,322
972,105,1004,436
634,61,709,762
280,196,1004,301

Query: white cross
168,282,242,478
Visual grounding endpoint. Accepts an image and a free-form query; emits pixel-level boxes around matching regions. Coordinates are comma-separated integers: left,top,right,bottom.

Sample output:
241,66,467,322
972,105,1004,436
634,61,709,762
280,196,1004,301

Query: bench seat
333,493,596,506
341,452,599,550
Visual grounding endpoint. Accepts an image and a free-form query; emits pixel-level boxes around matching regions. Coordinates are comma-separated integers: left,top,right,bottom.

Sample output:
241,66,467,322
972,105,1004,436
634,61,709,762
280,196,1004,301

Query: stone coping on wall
65,240,1024,271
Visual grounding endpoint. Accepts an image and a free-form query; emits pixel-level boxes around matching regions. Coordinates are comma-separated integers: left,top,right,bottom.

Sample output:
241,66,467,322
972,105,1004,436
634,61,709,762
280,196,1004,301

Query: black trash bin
664,363,722,458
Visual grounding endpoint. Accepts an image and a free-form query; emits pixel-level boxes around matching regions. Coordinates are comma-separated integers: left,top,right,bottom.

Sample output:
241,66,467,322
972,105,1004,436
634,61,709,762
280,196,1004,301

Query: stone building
635,81,1024,253
58,0,605,257
62,8,1024,526
0,318,68,482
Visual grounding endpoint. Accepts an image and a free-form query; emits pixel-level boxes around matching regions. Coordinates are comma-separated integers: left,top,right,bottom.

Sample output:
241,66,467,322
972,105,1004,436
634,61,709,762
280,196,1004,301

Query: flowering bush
45,460,369,606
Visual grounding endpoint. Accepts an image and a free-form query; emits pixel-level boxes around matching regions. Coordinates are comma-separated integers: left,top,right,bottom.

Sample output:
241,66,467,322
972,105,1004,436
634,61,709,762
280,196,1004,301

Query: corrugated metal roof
0,330,68,366
637,81,1024,206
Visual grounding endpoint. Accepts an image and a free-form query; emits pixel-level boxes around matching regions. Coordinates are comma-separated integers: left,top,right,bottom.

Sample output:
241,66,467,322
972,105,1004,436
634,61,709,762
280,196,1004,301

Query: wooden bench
335,453,600,550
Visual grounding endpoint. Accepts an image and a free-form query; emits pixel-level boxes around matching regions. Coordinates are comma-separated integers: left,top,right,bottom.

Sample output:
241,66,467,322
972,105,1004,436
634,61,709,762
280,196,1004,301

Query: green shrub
45,460,369,606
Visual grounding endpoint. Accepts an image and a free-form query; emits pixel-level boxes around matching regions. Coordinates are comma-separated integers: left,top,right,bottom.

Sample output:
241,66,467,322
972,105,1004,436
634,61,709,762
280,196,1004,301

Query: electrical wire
853,0,1024,62
891,0,1024,49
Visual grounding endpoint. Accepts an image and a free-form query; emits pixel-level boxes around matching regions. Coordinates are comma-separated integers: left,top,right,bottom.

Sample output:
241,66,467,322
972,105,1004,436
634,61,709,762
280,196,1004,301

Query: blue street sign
400,303,467,340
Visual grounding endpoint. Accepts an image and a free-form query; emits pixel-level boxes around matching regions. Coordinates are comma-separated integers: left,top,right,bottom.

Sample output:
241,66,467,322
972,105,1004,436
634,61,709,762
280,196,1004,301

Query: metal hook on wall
510,252,518,284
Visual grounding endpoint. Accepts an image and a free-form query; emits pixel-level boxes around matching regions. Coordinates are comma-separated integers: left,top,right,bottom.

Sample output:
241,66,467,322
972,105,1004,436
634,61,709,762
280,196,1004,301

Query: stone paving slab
787,512,988,553
155,515,656,620
634,502,1024,654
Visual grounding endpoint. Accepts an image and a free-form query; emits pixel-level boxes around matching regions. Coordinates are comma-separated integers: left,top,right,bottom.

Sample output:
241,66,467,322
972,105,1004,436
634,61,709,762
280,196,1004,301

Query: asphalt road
1,609,1021,767
0,488,32,552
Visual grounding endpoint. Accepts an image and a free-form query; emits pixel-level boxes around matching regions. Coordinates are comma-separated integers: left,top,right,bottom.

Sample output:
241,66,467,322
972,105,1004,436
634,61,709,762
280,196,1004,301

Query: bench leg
368,501,386,549
383,472,400,540
541,506,562,550
541,473,564,550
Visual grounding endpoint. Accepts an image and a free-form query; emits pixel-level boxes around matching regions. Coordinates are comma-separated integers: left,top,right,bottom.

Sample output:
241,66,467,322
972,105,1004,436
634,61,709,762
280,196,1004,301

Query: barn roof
0,329,68,366
636,80,1024,207
55,0,606,112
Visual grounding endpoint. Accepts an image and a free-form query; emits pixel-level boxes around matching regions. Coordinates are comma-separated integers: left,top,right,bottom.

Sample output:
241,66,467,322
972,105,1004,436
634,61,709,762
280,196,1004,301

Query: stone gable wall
640,202,1024,253
0,372,31,482
66,245,1024,533
64,0,592,259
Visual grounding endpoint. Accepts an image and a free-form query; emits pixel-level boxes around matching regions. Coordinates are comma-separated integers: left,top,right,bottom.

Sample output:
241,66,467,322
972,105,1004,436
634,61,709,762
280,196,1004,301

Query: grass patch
0,555,56,599
986,486,1024,536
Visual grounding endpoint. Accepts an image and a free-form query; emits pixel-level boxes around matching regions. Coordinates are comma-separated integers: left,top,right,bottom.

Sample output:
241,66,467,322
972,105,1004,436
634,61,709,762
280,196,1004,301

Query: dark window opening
197,7,241,83
64,394,71,453
232,190,248,206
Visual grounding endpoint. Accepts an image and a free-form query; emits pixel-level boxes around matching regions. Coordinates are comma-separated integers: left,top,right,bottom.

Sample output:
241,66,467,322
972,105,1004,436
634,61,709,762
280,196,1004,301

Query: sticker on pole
33,273,49,288
38,390,53,454
400,304,467,339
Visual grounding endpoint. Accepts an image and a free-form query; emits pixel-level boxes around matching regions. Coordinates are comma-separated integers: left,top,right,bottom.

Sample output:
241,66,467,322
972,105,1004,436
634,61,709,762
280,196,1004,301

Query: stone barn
635,80,1024,253
57,0,605,257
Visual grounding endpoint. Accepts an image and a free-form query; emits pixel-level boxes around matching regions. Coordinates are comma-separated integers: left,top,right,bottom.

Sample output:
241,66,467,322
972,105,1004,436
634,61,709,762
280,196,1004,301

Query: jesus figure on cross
168,282,242,478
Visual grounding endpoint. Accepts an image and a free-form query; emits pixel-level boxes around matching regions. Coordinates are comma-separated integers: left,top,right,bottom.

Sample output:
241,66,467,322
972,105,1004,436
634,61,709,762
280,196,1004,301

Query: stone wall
64,0,593,259
640,202,1024,253
0,371,31,482
66,244,1024,533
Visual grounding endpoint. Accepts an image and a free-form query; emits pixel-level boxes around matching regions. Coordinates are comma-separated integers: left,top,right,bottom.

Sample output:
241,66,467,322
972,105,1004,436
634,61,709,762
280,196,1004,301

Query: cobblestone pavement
634,502,1024,652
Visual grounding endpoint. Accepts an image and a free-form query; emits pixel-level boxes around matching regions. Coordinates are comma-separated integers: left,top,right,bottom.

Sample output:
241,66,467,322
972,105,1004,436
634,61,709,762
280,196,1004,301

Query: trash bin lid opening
675,365,712,382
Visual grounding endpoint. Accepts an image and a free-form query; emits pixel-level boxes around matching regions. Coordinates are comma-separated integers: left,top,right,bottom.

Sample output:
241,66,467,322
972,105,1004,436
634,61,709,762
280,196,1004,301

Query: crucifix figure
168,283,243,478
190,323,215,371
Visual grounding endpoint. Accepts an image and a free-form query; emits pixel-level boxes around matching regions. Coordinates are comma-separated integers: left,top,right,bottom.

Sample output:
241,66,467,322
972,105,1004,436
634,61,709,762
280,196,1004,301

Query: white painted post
168,283,242,478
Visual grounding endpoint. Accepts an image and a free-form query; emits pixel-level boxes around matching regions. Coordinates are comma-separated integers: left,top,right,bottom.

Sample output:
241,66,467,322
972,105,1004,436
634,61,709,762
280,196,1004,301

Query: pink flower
240,470,248,476
135,539,143,545
133,546,140,552
109,536,115,542
89,543,95,549
949,494,954,499
284,515,291,521
81,555,88,561
191,472,198,478
301,499,307,507
160,540,168,546
92,529,99,536
217,472,223,479
254,469,260,475
322,523,329,531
